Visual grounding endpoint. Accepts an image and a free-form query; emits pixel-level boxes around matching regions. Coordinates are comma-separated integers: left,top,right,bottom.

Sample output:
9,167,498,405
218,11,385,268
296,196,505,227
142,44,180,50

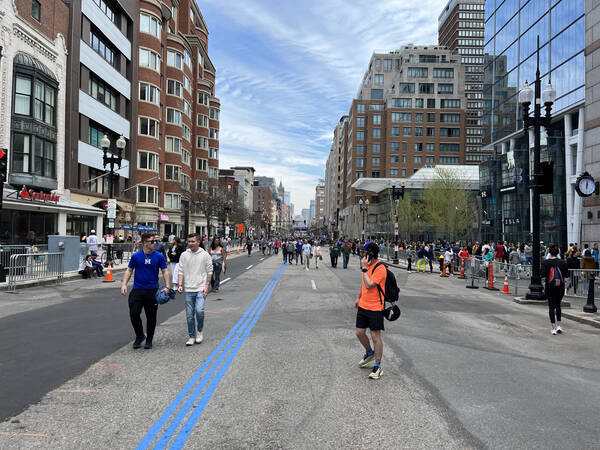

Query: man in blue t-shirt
121,233,170,349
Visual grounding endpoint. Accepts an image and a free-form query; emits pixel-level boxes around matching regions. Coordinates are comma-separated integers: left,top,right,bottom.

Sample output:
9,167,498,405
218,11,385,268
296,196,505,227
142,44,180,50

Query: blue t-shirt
128,250,167,290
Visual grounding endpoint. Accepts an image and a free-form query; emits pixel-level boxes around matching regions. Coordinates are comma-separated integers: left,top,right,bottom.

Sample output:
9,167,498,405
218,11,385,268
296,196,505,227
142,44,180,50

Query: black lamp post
359,198,369,241
519,36,556,301
100,134,125,261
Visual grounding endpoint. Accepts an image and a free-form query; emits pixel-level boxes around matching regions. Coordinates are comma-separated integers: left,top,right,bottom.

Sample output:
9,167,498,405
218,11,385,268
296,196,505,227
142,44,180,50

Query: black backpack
548,264,564,288
372,262,401,321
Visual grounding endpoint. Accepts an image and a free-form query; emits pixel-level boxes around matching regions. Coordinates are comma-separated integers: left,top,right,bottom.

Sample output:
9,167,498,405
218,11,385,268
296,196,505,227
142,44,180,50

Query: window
403,127,411,136
415,98,424,108
402,155,406,163
408,67,428,77
440,143,460,152
427,99,436,108
390,155,399,163
138,185,158,204
167,50,183,69
89,75,117,111
398,83,415,93
415,113,424,122
166,136,181,153
413,156,422,164
166,108,182,125
182,124,191,141
433,68,454,78
371,171,380,178
357,103,365,113
12,133,31,173
88,123,110,148
164,193,181,209
14,76,32,116
427,113,435,122
374,74,384,85
197,136,208,149
140,12,161,38
139,48,160,71
372,128,381,138
32,0,40,21
196,180,208,193
402,142,407,152
391,98,411,108
390,142,400,152
356,117,365,127
138,151,159,171
437,83,454,94
209,147,218,159
182,150,190,166
439,128,460,137
356,131,364,141
426,127,435,137
209,167,219,178
139,117,158,137
372,143,380,153
93,0,116,23
414,143,423,152
441,99,461,109
391,127,400,136
440,113,460,123
31,80,55,125
415,127,423,136
419,83,434,94
90,29,115,67
209,108,220,120
383,59,392,70
198,91,209,105
183,100,191,117
356,171,364,179
353,146,364,155
372,114,381,125
210,128,219,139
32,138,54,177
184,50,192,68
402,169,406,177
390,169,399,176
440,156,459,164
370,89,383,100
426,143,435,152
183,75,191,92
375,59,381,70
165,165,181,181
196,158,208,171
371,157,380,166
167,79,182,97
197,114,209,127
139,82,159,105
426,156,435,165
392,112,411,122
356,158,365,168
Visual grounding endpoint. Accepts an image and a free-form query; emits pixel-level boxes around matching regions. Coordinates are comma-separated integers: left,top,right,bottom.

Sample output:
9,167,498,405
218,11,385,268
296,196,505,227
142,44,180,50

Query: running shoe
555,325,562,334
195,331,203,344
144,339,153,349
359,352,375,368
186,337,195,346
551,328,557,335
133,335,145,349
369,366,382,380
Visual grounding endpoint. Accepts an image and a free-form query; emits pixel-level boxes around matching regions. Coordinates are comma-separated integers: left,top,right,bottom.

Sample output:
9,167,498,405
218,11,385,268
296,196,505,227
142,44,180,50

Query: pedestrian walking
246,237,253,257
168,237,184,285
416,246,427,273
287,238,295,264
120,233,170,350
177,234,213,346
541,244,569,335
330,243,340,268
313,241,321,269
209,237,227,292
295,239,303,265
341,241,351,269
86,230,99,255
302,239,311,271
355,242,387,380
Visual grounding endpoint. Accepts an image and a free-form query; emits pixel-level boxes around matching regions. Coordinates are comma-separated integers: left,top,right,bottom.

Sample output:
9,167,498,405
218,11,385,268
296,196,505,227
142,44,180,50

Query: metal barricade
566,269,600,298
7,252,64,292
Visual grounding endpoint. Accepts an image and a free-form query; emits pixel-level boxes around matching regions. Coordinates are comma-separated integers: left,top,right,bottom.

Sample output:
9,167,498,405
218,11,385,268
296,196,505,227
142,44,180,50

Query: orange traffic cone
484,262,498,290
458,258,465,279
236,249,240,254
228,250,231,256
500,274,512,294
440,262,449,277
103,262,115,283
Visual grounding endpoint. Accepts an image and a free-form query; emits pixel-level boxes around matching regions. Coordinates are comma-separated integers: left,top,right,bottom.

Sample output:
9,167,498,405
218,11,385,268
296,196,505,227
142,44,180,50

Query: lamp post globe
100,134,110,151
519,81,533,105
542,82,556,105
116,135,126,152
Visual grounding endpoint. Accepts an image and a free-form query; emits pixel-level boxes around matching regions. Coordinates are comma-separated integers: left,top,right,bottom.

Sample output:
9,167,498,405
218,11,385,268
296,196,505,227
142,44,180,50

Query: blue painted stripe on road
135,264,286,450
169,264,286,449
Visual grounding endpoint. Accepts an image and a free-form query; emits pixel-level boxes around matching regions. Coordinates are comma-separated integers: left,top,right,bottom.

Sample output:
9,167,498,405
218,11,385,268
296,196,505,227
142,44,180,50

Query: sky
197,0,449,213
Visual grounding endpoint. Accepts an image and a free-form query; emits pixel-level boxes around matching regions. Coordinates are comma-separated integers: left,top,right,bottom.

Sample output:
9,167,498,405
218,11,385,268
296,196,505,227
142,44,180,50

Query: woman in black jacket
168,237,184,285
541,244,570,335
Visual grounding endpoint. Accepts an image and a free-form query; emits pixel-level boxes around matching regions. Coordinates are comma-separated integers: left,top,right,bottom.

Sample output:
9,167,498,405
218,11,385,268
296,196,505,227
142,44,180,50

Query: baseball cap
156,287,176,305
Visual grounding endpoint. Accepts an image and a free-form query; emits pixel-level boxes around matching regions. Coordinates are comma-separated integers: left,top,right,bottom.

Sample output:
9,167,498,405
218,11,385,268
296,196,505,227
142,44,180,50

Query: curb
1,267,128,292
561,311,600,329
513,297,571,307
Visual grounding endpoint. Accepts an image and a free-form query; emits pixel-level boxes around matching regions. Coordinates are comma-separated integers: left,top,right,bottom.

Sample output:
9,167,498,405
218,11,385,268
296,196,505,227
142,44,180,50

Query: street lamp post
359,198,369,241
100,134,126,261
519,36,556,301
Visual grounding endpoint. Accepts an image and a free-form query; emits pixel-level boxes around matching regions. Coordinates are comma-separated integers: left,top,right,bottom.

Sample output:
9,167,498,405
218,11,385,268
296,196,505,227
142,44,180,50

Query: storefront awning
3,188,105,216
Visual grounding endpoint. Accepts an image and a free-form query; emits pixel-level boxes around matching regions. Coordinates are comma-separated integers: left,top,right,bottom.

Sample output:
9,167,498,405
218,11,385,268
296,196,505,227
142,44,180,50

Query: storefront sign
238,223,244,233
19,185,59,203
158,213,169,222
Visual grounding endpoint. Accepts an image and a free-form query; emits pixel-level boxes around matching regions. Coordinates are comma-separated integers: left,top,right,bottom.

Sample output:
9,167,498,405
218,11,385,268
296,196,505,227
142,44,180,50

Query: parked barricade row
566,269,600,299
8,252,64,292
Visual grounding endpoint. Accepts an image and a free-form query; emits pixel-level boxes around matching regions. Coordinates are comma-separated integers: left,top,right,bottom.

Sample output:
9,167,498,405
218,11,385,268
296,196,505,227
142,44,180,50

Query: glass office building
480,0,585,247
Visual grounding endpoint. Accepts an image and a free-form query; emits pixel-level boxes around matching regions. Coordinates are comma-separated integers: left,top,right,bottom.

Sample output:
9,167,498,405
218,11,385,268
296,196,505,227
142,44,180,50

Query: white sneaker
551,328,557,335
186,337,195,346
195,332,203,344
555,325,562,334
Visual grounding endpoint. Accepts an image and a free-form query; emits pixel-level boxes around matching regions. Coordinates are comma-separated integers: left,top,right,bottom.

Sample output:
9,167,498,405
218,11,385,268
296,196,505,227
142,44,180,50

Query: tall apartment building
438,0,487,163
64,0,138,233
342,46,466,209
324,115,348,235
135,0,220,237
0,0,106,242
479,0,585,247
314,179,325,225
231,166,254,213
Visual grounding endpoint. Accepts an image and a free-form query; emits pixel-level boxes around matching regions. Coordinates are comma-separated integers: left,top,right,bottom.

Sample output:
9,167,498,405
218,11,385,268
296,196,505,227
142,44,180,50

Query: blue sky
197,0,448,213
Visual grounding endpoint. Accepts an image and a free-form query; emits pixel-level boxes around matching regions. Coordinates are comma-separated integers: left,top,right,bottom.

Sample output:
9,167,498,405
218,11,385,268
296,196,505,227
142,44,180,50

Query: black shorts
356,307,384,331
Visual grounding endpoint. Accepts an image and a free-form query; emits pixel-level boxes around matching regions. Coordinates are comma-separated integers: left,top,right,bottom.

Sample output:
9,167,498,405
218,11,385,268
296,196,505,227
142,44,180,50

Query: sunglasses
146,240,158,244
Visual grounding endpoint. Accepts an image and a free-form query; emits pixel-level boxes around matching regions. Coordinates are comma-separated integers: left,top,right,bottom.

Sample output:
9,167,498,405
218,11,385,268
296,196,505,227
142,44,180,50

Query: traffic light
540,161,553,195
0,148,6,209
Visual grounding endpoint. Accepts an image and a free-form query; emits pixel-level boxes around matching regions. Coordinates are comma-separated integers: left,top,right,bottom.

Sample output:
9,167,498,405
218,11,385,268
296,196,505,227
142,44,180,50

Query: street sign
225,226,230,236
108,220,115,229
107,198,117,219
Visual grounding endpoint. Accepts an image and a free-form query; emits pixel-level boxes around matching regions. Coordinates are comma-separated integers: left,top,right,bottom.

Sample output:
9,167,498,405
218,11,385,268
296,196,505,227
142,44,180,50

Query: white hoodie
178,247,213,292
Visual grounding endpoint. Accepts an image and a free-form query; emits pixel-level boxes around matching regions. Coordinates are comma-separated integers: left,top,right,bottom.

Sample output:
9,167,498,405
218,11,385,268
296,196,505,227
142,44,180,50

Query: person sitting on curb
90,254,104,277
78,255,94,279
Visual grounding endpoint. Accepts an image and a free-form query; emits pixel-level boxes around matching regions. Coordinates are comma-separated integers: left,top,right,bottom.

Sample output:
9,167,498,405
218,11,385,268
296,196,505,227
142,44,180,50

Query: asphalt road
0,250,599,449
0,248,267,422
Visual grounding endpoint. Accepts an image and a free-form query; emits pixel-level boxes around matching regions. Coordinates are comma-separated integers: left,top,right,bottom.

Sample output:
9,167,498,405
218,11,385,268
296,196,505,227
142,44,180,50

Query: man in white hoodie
177,233,213,346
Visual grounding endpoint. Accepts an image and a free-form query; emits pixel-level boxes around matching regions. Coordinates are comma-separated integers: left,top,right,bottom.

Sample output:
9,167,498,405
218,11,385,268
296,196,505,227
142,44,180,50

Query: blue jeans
343,253,349,268
185,291,205,338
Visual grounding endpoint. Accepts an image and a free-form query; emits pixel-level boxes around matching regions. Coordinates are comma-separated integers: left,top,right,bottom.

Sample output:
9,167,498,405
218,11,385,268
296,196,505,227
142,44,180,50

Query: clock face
579,177,596,196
